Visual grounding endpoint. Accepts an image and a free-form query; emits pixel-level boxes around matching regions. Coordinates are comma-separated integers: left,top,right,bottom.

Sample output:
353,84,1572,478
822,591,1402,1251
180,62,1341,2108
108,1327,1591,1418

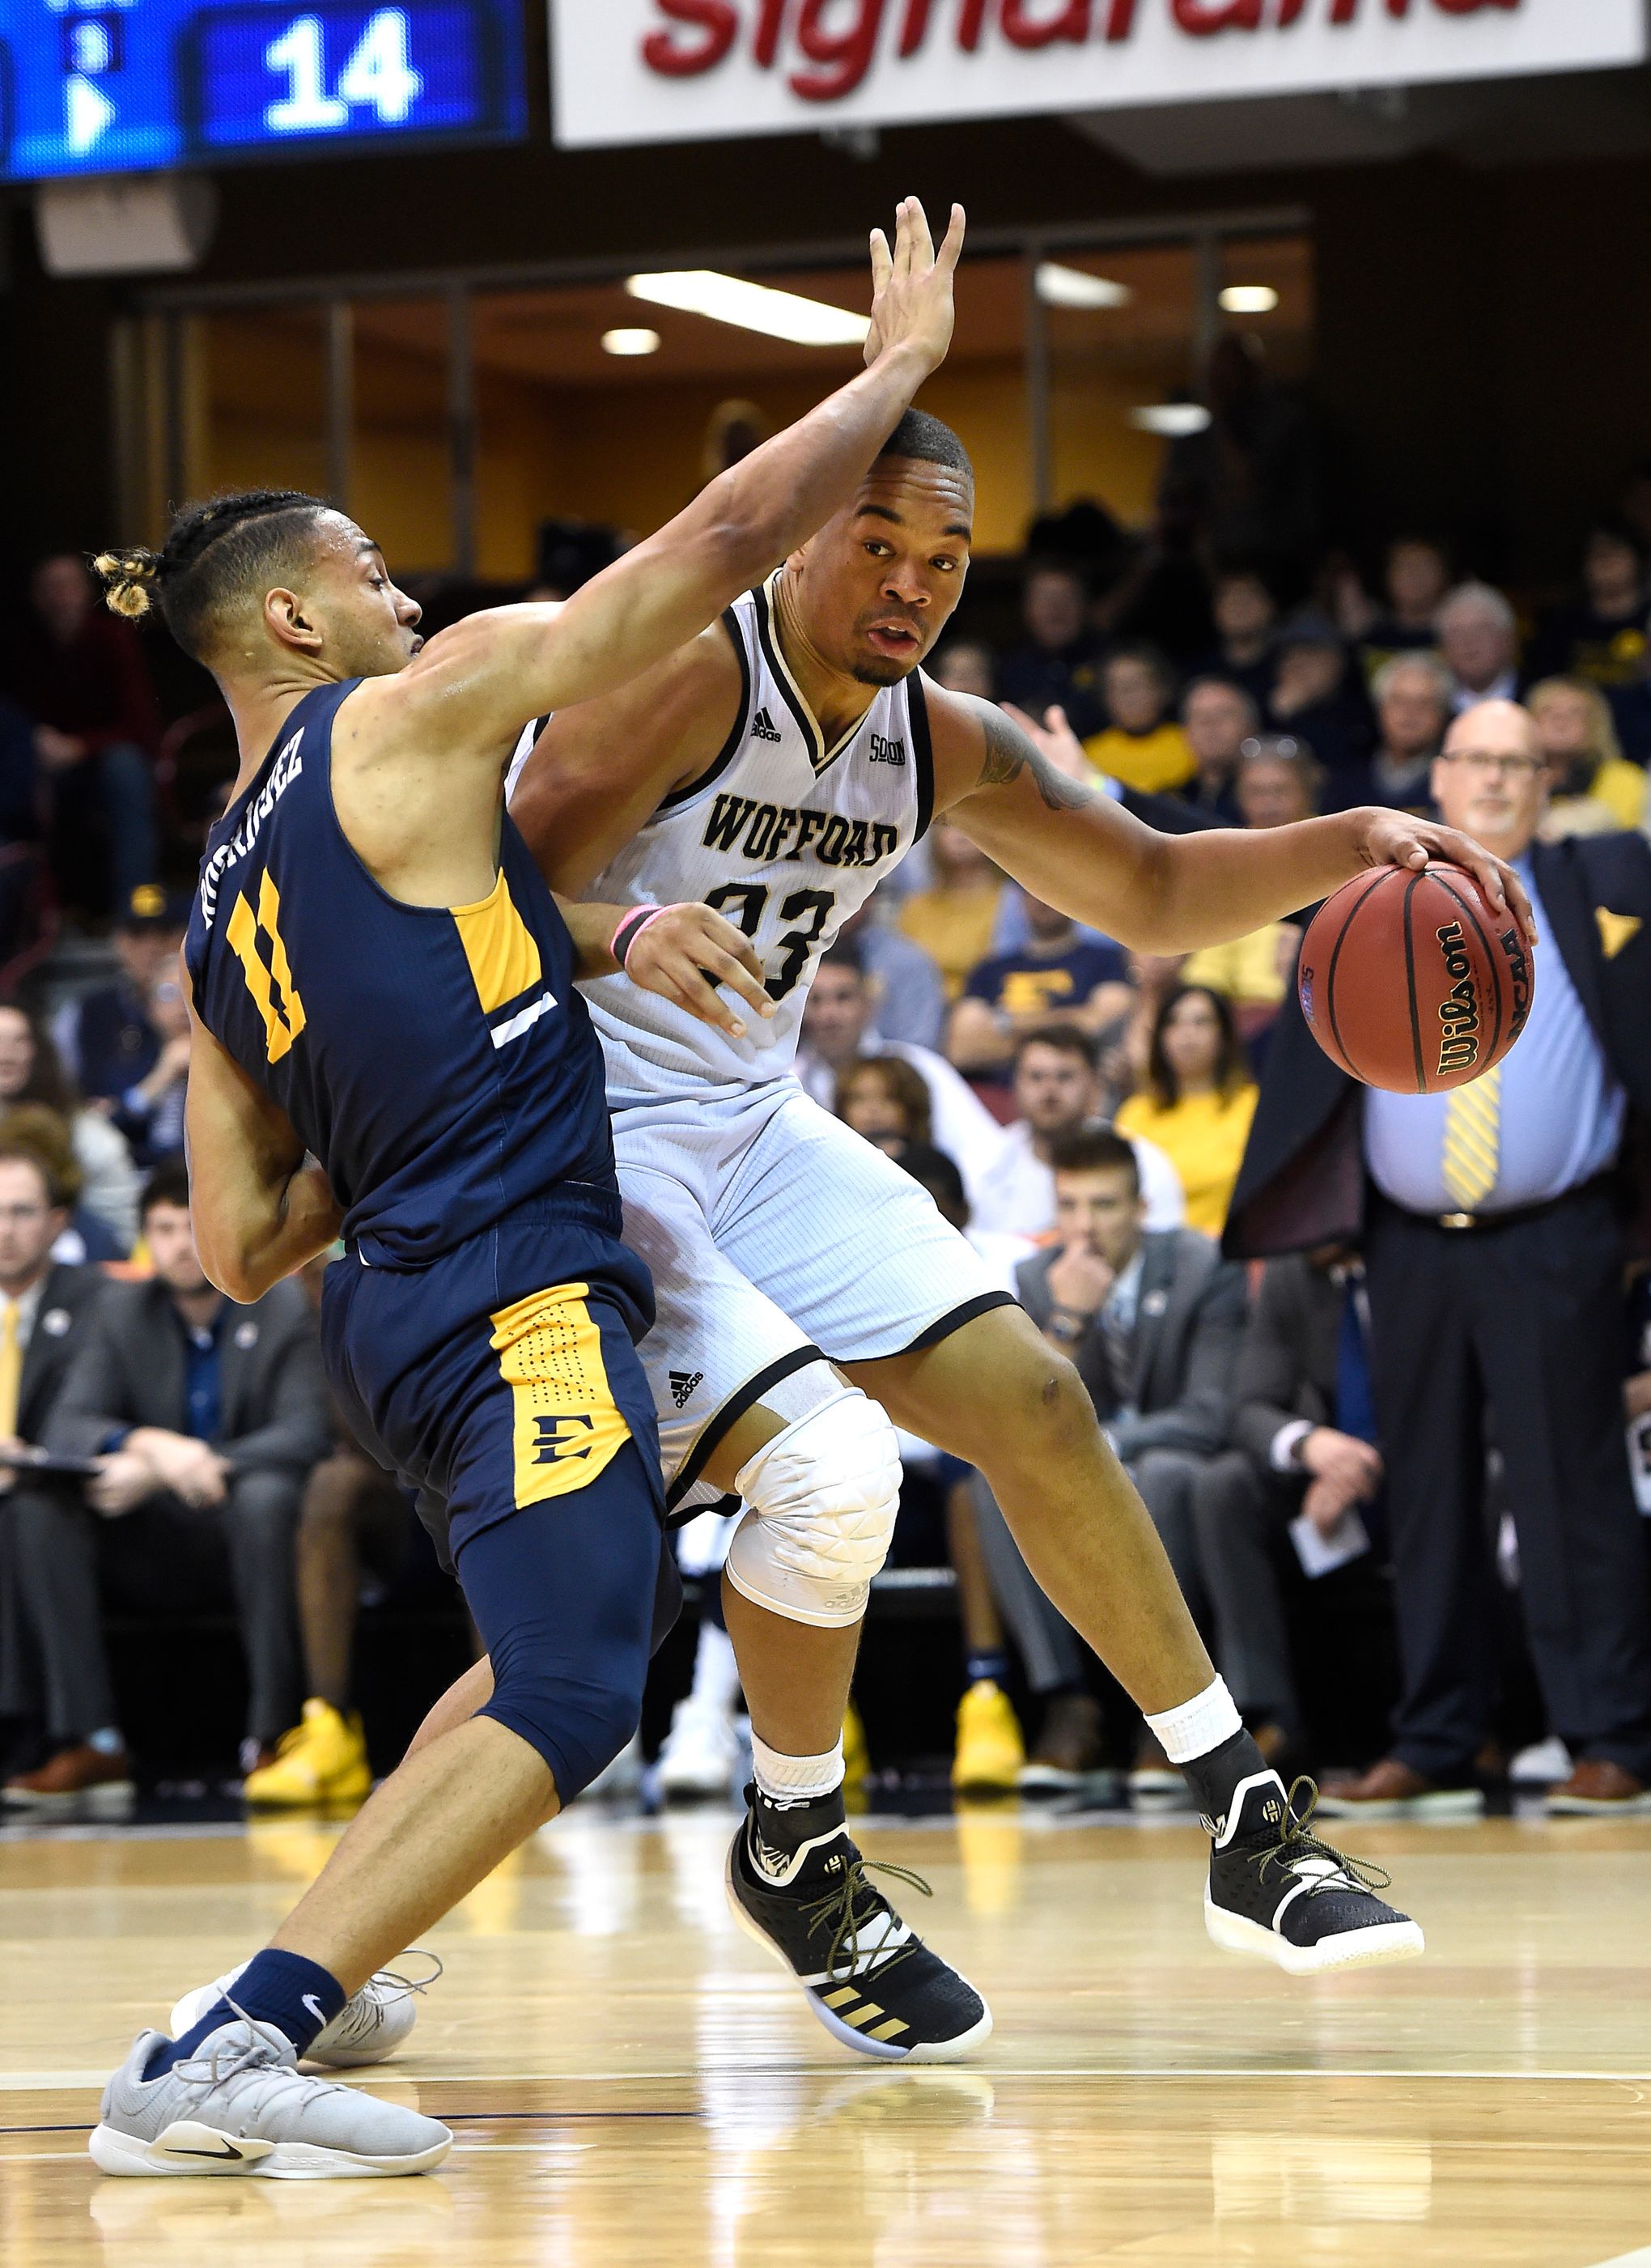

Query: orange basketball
1297,861,1534,1094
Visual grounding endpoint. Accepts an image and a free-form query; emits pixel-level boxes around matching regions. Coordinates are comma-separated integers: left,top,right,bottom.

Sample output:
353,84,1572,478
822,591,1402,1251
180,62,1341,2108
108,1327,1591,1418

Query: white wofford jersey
559,574,932,1109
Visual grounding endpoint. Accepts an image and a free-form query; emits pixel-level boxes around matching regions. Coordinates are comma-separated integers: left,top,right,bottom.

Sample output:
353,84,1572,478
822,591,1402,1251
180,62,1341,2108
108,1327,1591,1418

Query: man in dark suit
4,1160,329,1800
1227,699,1651,1816
0,1140,111,1785
1191,1250,1381,1769
970,1127,1247,1787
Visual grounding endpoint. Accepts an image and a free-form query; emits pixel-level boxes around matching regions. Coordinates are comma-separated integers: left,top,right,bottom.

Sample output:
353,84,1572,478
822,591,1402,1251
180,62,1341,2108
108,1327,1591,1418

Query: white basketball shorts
613,1080,1016,1518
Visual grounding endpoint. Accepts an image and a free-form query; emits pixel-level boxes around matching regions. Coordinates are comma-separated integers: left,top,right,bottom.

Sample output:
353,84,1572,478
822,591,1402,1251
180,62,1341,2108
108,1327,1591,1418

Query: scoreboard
2,0,525,178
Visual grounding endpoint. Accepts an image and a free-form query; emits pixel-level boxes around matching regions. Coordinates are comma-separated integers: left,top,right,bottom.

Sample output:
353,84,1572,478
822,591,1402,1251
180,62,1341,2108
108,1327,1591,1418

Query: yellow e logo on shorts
227,873,306,1064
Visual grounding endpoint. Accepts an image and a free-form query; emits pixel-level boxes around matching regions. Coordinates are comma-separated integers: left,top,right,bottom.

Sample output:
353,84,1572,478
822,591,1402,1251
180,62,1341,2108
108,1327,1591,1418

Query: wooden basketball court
4,1804,1650,2266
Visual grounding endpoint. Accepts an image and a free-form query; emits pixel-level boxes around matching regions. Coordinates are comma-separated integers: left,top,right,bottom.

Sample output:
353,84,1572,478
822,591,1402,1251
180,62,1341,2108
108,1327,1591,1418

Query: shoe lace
171,1998,342,2119
1245,1777,1394,1901
329,1950,444,2046
800,1856,933,1985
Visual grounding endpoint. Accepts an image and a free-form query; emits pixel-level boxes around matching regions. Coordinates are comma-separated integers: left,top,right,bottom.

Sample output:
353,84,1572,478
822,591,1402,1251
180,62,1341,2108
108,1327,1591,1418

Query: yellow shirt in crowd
1180,924,1292,1009
1082,722,1196,794
1114,1083,1260,1238
898,883,1004,1000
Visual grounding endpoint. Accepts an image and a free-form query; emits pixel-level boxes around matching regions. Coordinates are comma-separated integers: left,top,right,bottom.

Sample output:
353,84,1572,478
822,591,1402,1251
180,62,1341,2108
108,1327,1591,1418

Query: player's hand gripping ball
1297,861,1534,1093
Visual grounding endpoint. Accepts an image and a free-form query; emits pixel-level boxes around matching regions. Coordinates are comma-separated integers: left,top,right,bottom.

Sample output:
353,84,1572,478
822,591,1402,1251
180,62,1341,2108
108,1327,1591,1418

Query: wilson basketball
1297,861,1534,1094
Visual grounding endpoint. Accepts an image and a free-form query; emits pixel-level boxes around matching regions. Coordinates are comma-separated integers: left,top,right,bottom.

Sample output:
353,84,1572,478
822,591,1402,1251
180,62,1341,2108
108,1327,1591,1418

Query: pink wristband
611,903,680,971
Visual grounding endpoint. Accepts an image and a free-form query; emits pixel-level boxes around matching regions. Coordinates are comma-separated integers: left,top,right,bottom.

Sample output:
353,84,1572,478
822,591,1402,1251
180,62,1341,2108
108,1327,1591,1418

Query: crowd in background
0,478,1649,1823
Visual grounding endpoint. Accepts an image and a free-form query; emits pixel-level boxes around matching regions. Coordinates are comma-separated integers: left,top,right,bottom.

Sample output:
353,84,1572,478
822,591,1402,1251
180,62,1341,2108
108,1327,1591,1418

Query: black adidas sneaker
1203,1765,1425,1976
726,1785,992,2061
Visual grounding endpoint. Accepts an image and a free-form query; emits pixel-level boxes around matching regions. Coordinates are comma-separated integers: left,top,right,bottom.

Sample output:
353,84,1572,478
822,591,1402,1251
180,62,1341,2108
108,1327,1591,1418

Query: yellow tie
1441,1066,1503,1211
0,1302,21,1439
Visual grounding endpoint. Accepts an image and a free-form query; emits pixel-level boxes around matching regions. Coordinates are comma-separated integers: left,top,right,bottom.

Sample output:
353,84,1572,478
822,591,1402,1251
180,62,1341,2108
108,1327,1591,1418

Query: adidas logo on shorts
668,1370,703,1408
751,706,782,744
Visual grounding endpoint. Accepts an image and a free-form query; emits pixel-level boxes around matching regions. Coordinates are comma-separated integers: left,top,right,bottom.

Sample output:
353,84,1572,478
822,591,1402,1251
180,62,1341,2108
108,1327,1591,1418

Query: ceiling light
1219,284,1280,314
602,326,660,356
1129,403,1212,438
1036,261,1132,310
625,270,869,347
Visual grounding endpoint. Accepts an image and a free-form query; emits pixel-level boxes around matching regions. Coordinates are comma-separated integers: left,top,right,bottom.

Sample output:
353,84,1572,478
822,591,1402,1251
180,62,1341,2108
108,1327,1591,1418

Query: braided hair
92,489,331,662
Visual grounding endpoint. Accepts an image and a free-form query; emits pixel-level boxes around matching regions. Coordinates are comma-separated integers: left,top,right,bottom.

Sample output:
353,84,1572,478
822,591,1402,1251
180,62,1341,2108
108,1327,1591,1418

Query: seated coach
1226,699,1651,1818
5,1162,330,1798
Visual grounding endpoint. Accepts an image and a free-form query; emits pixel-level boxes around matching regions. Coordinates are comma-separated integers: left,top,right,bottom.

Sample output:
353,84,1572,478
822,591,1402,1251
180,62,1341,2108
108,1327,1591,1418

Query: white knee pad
724,1387,902,1629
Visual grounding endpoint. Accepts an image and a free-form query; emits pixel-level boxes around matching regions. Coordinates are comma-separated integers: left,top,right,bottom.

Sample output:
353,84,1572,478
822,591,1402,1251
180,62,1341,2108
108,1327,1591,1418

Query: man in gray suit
5,1160,330,1798
1191,1250,1381,1769
971,1128,1246,1790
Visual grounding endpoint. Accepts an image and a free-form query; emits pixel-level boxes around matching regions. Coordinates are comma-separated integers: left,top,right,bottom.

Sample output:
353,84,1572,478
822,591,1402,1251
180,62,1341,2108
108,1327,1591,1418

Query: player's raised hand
622,903,777,1043
864,197,966,377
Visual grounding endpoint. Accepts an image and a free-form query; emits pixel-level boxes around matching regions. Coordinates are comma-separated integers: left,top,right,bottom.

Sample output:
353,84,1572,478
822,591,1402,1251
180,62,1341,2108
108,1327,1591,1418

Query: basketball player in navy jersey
83,200,966,2179
383,413,1535,2058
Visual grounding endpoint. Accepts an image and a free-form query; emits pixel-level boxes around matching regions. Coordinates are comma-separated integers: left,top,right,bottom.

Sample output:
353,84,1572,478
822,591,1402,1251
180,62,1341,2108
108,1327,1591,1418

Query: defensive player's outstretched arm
389,198,965,753
183,995,342,1302
928,691,1536,950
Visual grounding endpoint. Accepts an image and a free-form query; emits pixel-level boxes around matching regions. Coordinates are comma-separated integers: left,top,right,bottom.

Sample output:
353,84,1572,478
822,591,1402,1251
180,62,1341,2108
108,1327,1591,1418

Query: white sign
550,0,1648,150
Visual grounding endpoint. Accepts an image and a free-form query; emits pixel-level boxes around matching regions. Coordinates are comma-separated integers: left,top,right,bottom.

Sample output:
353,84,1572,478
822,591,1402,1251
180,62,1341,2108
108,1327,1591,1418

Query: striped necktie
0,1302,21,1440
1441,1065,1503,1212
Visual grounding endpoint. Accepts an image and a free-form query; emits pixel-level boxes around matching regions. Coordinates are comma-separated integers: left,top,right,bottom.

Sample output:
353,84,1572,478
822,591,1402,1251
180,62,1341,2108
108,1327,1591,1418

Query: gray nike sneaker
89,2020,452,2178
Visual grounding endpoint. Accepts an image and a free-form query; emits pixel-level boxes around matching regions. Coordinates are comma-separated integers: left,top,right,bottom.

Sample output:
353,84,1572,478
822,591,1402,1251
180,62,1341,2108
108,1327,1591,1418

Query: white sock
1145,1677,1243,1767
752,1734,844,1805
689,1620,741,1713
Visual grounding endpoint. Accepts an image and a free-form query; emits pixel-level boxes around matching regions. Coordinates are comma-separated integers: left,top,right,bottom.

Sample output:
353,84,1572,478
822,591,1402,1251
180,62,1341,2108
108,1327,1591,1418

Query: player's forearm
189,1152,341,1303
698,342,932,590
1138,813,1373,951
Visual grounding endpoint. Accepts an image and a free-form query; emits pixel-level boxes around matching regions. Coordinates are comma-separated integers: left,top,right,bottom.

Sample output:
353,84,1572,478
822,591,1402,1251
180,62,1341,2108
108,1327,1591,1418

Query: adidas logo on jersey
668,1370,703,1408
868,732,906,767
751,707,783,744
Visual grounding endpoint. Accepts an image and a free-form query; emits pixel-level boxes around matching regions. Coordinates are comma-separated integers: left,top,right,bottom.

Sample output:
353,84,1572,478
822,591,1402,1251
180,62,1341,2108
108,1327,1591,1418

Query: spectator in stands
1194,567,1279,710
241,1255,422,1808
795,945,1006,1204
0,1104,122,1265
897,822,1004,1001
53,886,185,1106
1179,678,1258,824
1356,537,1452,675
1345,653,1452,815
1082,646,1195,793
1191,1247,1380,1768
835,1055,932,1156
0,1144,112,1796
835,898,945,1052
1526,677,1649,839
968,1129,1246,1792
0,553,160,919
1229,699,1651,1817
1235,734,1320,830
1115,986,1258,1236
948,892,1131,1080
6,1163,329,1793
996,562,1105,737
927,641,996,702
114,968,190,1166
970,1024,1184,1240
1267,616,1375,778
1437,582,1520,712
1527,520,1651,695
0,1004,138,1253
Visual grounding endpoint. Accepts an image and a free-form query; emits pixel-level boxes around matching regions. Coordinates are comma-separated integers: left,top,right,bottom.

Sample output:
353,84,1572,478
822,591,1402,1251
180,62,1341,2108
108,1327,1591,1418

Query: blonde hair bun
91,548,160,620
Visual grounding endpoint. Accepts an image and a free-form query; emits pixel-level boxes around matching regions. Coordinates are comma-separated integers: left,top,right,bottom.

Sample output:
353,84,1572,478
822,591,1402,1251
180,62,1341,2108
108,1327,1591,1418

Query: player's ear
787,537,812,575
265,586,324,656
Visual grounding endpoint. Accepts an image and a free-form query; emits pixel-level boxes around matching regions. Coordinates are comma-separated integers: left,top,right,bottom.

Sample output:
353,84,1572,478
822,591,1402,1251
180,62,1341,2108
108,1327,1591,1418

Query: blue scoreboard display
0,0,526,178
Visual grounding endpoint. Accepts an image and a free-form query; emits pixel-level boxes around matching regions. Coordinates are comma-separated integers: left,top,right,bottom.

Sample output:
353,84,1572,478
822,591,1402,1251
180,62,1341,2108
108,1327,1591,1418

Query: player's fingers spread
704,946,775,1018
869,228,892,293
907,196,936,270
892,198,913,278
681,968,748,1039
939,202,966,270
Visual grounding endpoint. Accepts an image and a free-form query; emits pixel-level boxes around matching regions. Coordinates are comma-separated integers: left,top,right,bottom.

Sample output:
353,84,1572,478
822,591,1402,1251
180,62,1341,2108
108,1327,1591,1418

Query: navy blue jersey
184,677,617,1266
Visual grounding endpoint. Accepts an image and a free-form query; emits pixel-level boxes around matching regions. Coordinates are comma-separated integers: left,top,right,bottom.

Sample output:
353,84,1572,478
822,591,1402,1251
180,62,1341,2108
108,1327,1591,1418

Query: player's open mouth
867,623,919,656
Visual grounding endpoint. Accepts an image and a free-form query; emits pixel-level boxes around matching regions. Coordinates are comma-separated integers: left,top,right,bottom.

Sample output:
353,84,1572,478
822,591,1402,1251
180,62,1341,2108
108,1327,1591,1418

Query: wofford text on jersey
702,792,901,869
643,0,1519,99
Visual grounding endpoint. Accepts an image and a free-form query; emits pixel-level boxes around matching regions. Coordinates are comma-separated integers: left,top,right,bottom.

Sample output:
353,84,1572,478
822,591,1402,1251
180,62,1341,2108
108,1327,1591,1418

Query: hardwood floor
4,1803,1650,2266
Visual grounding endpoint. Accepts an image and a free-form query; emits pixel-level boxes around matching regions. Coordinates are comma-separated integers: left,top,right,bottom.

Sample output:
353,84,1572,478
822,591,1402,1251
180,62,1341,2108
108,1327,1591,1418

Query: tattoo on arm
977,705,1096,813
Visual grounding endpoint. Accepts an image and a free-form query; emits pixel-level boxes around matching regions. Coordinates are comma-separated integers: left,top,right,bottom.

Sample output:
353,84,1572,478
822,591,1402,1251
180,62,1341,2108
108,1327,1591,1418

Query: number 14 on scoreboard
264,10,423,132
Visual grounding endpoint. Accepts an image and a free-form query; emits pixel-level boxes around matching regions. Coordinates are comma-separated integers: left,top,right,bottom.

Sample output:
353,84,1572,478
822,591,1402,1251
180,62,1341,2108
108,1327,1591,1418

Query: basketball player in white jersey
336,413,1529,2063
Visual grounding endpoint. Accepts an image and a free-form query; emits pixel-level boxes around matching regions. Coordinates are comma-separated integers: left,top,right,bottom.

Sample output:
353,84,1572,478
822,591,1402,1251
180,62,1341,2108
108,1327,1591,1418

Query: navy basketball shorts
320,1198,678,1796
